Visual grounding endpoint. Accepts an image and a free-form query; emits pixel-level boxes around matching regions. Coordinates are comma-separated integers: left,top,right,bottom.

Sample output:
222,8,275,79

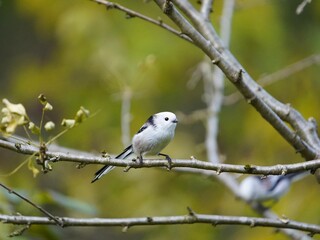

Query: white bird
238,172,308,203
91,111,178,183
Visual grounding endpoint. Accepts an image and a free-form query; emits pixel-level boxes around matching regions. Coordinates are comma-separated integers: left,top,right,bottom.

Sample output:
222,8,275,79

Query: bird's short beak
173,119,178,123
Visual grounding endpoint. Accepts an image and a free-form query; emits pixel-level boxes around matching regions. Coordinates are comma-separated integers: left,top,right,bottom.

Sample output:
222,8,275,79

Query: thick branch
91,0,320,164
0,213,319,234
90,0,320,162
224,54,320,105
153,0,320,161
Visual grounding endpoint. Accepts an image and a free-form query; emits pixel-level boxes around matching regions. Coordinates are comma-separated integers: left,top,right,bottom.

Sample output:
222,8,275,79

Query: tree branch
224,54,320,105
0,183,63,227
1,137,320,175
91,0,320,164
0,212,319,235
153,0,320,163
200,0,213,19
92,0,192,42
166,168,314,240
204,0,235,164
120,88,132,147
296,0,312,15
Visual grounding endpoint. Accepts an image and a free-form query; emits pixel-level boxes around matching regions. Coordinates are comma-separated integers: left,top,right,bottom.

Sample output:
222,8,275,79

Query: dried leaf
1,99,28,136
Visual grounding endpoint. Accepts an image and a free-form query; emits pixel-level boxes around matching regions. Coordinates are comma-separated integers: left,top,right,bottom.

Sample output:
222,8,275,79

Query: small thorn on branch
216,167,222,175
243,164,256,173
76,162,87,169
162,0,173,14
307,117,318,131
101,150,110,158
284,103,291,116
122,225,130,232
249,219,256,228
279,215,290,224
280,167,288,176
125,13,135,19
186,206,196,217
15,143,22,151
212,221,218,227
246,95,256,104
105,3,115,10
186,207,198,223
123,166,132,172
235,69,244,82
211,58,220,65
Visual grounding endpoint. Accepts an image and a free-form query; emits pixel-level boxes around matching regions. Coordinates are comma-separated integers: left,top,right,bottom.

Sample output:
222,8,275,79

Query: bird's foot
158,153,172,170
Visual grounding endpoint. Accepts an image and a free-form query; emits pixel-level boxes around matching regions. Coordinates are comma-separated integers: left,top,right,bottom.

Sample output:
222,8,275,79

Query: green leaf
48,190,98,216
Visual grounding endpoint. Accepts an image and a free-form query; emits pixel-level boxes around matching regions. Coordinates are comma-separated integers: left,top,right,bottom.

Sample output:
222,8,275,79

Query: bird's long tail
286,171,310,182
91,145,133,183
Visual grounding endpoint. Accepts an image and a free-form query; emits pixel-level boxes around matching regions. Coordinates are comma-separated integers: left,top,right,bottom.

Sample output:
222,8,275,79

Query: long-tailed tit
91,112,178,183
238,172,308,203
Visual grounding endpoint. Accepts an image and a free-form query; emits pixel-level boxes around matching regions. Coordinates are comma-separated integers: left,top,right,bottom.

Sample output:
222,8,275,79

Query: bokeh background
0,0,320,239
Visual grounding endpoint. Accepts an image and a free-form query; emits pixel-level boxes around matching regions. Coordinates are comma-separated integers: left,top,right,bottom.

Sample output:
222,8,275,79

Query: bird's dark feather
136,115,156,134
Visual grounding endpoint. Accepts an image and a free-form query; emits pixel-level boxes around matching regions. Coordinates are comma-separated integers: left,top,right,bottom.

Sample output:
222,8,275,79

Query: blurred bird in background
238,171,309,205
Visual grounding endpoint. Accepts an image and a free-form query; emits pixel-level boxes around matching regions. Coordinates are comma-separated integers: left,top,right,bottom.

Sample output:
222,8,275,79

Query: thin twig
296,0,312,15
0,183,63,227
200,0,213,19
120,88,132,146
0,213,319,234
204,0,235,164
92,0,192,42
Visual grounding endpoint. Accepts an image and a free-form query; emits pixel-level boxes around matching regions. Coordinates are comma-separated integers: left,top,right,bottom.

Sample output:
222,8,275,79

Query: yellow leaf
1,99,28,136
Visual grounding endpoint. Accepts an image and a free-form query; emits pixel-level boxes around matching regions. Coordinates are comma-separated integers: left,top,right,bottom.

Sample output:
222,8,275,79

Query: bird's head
152,112,178,131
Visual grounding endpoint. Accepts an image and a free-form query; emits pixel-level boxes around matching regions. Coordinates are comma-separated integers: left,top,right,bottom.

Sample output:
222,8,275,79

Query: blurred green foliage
0,0,320,239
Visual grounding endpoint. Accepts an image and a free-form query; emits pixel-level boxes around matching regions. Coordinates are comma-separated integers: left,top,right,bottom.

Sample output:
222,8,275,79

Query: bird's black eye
165,117,169,121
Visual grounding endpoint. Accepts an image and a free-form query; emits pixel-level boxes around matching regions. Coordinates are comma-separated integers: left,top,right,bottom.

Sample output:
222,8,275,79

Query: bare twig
0,213,319,234
219,0,234,49
296,0,312,15
120,88,132,146
0,183,63,227
203,0,235,164
200,0,213,19
203,61,222,164
92,0,192,42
